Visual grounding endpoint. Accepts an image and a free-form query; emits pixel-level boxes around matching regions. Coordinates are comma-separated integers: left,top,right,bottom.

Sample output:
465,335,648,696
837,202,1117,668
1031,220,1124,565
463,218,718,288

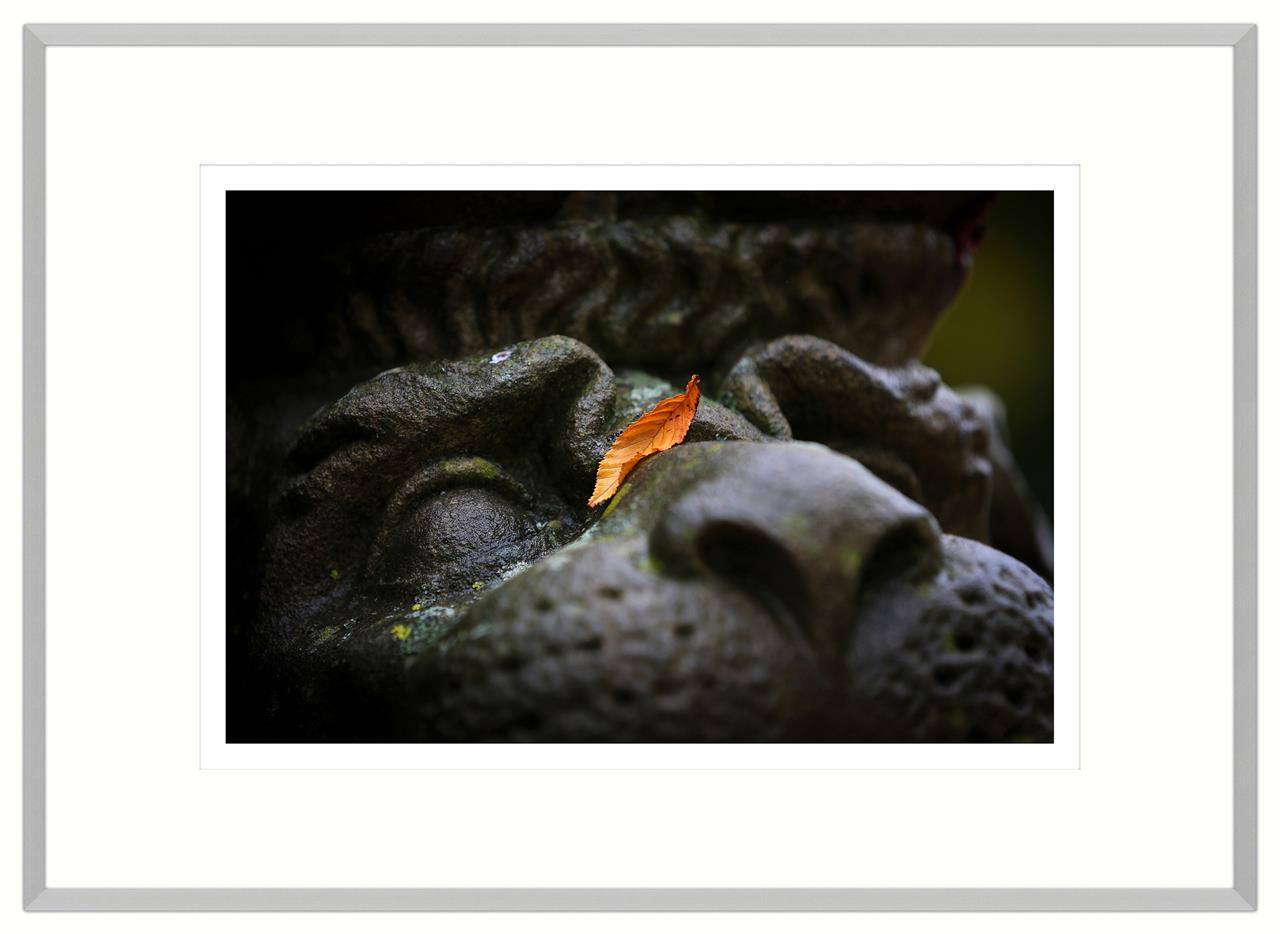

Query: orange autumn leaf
588,375,701,508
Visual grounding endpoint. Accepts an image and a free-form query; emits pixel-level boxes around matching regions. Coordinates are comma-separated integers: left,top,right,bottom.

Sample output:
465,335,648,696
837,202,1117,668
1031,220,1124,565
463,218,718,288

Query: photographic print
225,188,1054,744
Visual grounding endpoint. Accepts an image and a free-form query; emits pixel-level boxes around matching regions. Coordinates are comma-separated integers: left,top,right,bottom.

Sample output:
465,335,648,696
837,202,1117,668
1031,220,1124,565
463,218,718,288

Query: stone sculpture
228,191,1054,742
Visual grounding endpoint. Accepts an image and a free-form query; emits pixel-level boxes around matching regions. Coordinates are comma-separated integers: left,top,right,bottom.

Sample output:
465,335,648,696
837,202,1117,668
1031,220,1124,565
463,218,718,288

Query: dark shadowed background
924,190,1054,520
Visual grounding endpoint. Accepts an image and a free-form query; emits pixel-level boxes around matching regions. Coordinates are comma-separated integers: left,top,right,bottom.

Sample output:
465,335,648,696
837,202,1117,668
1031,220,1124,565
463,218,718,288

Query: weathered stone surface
407,441,1051,742
718,334,993,541
260,336,615,641
253,338,772,740
335,216,965,377
840,535,1053,742
253,336,1053,742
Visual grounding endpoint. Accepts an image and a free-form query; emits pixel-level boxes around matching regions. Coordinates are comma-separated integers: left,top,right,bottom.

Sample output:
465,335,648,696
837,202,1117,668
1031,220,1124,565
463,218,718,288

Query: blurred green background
922,190,1054,521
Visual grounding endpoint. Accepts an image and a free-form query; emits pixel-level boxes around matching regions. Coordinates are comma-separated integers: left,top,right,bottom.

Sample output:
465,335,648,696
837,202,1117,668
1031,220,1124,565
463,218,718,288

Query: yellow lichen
601,482,632,519
839,548,862,575
390,623,412,641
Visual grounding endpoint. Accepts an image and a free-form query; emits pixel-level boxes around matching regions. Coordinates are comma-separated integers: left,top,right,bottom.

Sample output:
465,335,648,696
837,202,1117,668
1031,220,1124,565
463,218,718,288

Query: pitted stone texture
842,535,1054,742
409,442,1052,743
412,536,831,742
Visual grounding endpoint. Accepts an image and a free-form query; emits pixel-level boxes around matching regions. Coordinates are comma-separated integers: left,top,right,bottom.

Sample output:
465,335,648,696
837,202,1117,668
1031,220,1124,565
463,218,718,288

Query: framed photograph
23,23,1256,912
206,166,1074,770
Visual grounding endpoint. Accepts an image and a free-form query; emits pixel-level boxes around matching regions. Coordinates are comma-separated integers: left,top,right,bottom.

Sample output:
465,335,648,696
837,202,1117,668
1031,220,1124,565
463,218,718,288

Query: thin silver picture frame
22,22,1258,912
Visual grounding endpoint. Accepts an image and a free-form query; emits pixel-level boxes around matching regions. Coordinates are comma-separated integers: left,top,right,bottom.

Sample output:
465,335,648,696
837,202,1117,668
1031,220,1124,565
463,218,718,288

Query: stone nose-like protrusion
649,442,943,659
